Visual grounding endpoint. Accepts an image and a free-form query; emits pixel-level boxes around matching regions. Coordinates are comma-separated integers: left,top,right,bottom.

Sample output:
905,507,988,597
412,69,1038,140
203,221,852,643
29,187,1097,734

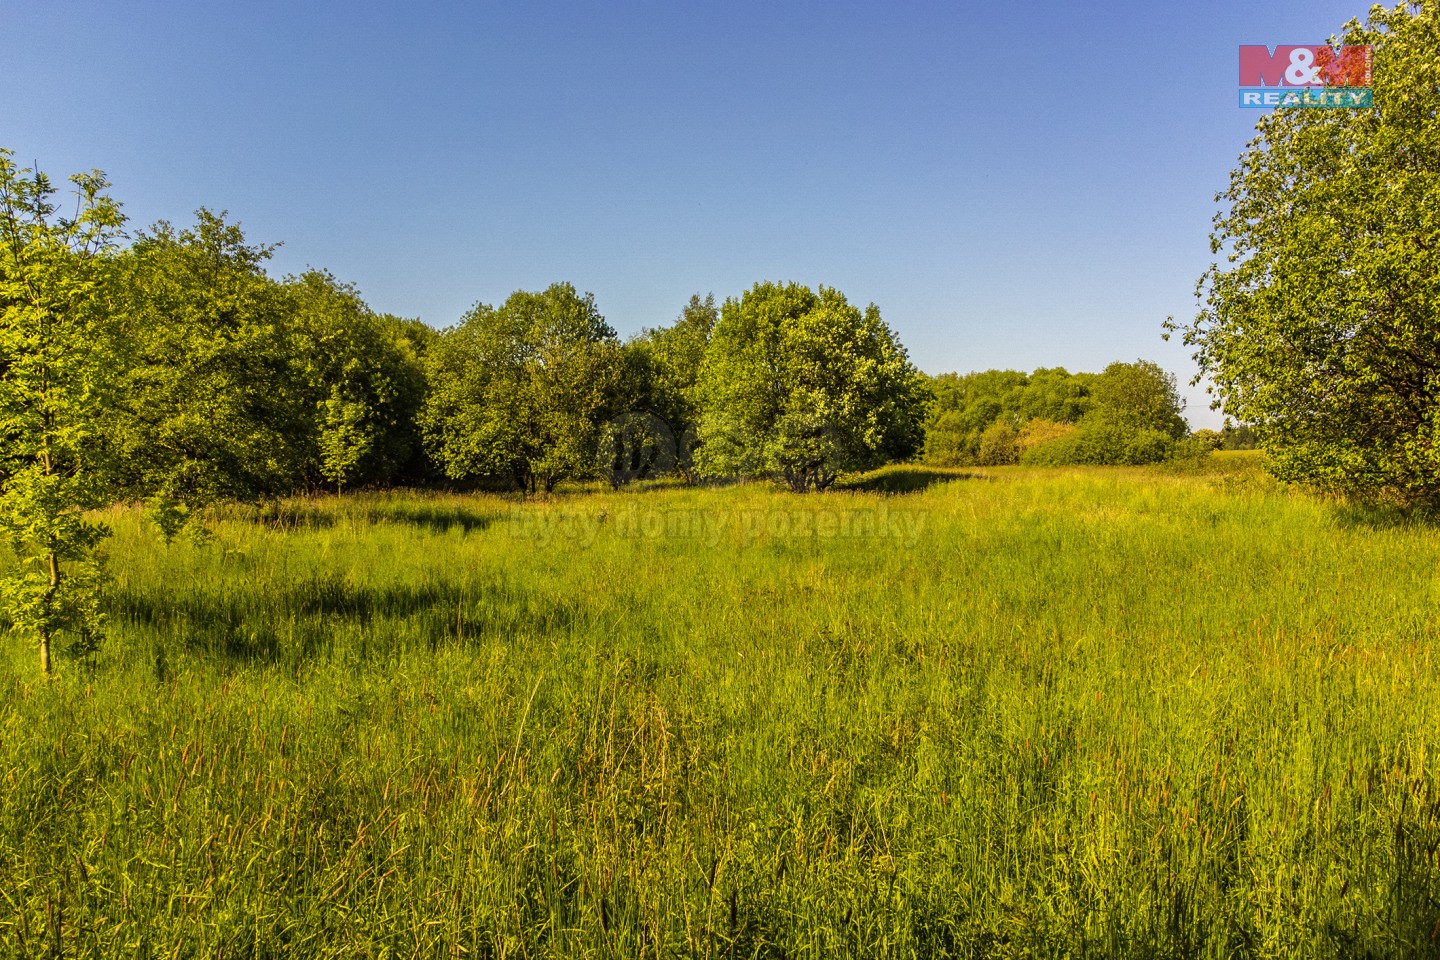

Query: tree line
920,362,1198,467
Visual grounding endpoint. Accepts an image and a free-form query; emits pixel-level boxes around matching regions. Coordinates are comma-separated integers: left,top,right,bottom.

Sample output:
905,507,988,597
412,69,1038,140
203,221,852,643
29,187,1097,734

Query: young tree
1170,2,1440,502
316,386,374,494
0,150,125,674
695,282,925,490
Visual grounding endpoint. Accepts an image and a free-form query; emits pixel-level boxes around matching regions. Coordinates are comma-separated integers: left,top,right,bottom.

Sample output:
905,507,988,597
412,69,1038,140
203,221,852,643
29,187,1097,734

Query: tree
1220,423,1259,451
420,283,625,493
1087,360,1188,439
285,270,428,492
977,421,1020,465
316,387,374,494
110,210,310,529
1019,361,1186,467
624,293,716,482
1170,2,1440,502
695,282,924,490
0,151,125,674
922,368,1095,466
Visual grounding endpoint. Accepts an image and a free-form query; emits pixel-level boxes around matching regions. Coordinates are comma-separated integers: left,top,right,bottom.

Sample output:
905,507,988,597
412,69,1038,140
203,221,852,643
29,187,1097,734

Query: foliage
111,210,310,524
1190,428,1224,450
285,270,429,492
420,283,624,493
1220,422,1259,451
316,387,373,493
976,420,1019,465
922,367,1094,465
624,293,715,482
1016,417,1078,457
1022,422,1179,466
925,361,1185,467
695,282,925,490
1170,2,1440,502
1086,360,1188,439
0,150,125,674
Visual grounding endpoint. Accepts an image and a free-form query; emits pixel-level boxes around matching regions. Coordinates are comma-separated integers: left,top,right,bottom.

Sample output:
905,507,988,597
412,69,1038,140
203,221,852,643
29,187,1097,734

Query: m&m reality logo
1238,45,1372,108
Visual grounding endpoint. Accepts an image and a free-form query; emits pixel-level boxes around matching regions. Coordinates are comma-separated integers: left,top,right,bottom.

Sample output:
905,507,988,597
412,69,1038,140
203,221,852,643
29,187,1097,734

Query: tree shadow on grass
230,500,499,535
111,576,575,666
838,466,982,494
241,501,338,531
1331,501,1440,532
360,502,498,535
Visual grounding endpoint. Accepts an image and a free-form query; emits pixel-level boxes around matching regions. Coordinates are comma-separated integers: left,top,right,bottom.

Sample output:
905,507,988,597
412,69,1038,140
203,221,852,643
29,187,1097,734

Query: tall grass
2,456,1439,957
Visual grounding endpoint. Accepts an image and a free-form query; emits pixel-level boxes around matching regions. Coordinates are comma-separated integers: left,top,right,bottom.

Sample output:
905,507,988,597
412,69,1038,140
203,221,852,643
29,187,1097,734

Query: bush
1016,419,1076,456
921,411,976,467
1021,424,1113,466
977,422,1019,465
1021,422,1178,466
1190,429,1224,451
1121,428,1178,465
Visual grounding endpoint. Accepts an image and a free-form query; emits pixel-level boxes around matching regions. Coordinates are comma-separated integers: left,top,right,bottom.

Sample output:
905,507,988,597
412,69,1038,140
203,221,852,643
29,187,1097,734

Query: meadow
3,454,1439,958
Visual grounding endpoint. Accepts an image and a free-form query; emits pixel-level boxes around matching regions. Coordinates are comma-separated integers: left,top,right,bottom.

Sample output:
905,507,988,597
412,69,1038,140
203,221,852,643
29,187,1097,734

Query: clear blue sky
8,0,1372,427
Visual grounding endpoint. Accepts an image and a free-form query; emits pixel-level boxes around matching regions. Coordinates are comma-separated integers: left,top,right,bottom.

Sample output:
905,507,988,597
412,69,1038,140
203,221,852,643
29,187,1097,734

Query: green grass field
4,453,1440,958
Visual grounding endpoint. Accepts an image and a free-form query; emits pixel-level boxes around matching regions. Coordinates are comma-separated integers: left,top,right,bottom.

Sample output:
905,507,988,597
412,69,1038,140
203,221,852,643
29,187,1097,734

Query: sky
7,0,1375,428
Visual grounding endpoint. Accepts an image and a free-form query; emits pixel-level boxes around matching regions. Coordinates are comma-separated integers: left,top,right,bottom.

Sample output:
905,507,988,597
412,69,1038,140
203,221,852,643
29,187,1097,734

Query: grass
2,456,1439,957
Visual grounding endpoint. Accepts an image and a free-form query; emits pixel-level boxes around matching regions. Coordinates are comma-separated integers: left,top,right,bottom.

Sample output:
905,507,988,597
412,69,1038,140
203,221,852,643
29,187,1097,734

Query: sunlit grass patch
3,461,1439,957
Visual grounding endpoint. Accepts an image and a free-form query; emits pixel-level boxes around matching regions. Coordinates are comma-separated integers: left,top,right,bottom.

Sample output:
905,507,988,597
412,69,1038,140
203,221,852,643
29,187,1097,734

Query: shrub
1016,419,1076,456
1121,428,1178,465
1190,429,1224,451
1021,422,1178,466
977,422,1020,465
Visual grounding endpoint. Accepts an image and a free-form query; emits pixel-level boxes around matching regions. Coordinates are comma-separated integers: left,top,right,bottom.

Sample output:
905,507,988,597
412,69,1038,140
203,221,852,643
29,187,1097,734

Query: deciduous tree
0,151,124,674
286,270,428,492
623,293,716,482
695,282,924,490
111,210,308,528
421,283,624,492
1170,2,1440,502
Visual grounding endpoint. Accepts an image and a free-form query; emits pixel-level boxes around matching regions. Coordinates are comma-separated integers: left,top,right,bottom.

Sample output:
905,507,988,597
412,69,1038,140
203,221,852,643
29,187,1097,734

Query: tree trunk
41,548,59,675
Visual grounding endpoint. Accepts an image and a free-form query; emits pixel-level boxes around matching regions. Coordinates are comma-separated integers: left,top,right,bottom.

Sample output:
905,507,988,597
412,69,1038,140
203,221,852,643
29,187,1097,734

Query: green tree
695,282,924,490
285,270,428,492
111,210,309,529
1087,360,1188,439
1220,423,1259,451
977,421,1020,465
0,151,125,674
625,293,716,481
1019,367,1093,424
922,368,1094,466
921,369,1026,465
1170,2,1440,502
316,387,374,494
1017,360,1186,468
421,283,624,493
